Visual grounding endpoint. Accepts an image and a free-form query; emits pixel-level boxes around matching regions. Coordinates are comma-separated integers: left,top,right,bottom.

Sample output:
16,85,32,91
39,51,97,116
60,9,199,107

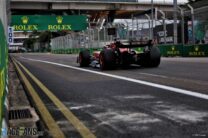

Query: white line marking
139,73,169,79
70,105,94,110
21,57,208,100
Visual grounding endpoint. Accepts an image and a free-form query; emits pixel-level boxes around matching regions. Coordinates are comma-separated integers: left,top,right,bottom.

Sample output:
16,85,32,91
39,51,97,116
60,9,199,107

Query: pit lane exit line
22,57,208,101
13,59,65,138
15,58,96,138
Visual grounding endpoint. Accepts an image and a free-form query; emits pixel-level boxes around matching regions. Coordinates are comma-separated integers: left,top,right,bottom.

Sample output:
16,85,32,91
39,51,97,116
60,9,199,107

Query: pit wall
51,44,208,57
0,20,8,135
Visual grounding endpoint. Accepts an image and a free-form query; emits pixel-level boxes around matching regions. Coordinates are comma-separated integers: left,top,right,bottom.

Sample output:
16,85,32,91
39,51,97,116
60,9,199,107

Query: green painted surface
158,45,183,57
0,20,8,132
183,44,208,57
11,15,88,31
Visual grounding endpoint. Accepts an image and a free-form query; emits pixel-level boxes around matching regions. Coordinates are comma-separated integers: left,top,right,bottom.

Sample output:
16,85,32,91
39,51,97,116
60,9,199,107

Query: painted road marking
139,72,208,86
15,59,96,138
13,59,65,138
21,57,208,101
139,73,169,79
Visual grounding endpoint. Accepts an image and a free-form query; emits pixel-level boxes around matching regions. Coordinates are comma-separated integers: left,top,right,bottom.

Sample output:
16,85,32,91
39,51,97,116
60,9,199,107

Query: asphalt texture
11,53,208,138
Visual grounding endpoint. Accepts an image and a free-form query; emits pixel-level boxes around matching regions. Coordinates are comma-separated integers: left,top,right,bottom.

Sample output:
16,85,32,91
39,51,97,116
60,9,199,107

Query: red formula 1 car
77,40,161,70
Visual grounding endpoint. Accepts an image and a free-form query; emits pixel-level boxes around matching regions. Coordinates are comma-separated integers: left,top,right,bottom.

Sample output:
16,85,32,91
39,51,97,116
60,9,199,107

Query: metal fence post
173,0,178,44
125,20,129,40
151,0,154,40
131,14,134,39
178,6,185,45
188,4,195,44
103,26,106,42
159,10,166,44
97,28,100,47
145,14,151,40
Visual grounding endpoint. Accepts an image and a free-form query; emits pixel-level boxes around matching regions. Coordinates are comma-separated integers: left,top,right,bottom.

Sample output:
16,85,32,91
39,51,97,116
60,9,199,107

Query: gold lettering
33,25,38,30
13,25,38,31
48,24,72,30
67,25,72,30
189,52,193,56
28,25,33,30
13,25,18,30
167,51,180,55
48,25,53,30
54,25,59,30
61,25,66,30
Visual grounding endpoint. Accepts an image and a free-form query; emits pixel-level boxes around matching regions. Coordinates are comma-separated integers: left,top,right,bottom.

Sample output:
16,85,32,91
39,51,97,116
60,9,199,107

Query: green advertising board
183,44,208,57
158,45,183,57
0,20,8,131
51,45,208,57
158,44,208,57
11,15,88,31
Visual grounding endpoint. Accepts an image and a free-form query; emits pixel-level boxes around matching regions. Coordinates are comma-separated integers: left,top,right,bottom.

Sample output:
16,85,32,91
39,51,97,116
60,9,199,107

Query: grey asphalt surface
12,53,208,138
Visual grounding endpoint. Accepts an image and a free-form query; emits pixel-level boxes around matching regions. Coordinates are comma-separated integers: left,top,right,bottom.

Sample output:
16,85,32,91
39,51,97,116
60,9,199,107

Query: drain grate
9,109,32,120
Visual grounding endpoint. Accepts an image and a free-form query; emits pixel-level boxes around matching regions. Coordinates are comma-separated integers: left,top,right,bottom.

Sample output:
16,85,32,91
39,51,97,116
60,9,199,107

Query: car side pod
138,46,161,67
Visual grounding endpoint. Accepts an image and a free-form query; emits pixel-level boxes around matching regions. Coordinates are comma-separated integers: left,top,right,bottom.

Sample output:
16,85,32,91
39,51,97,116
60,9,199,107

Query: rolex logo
56,16,63,24
171,46,175,51
21,16,29,24
195,46,199,52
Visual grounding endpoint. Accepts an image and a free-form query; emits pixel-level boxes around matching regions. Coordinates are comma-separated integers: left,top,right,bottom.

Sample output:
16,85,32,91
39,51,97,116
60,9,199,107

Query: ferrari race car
77,40,161,70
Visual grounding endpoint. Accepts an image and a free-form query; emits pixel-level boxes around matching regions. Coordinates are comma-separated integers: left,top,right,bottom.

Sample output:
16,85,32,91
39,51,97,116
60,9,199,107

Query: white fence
51,29,114,50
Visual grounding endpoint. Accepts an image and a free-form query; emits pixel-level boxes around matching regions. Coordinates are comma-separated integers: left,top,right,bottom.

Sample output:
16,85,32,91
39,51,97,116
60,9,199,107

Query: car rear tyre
140,46,161,67
79,50,90,67
121,51,131,68
99,49,116,70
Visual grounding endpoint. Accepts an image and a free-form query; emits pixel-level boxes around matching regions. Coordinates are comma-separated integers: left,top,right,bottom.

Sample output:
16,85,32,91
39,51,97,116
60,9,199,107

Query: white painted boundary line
22,57,208,101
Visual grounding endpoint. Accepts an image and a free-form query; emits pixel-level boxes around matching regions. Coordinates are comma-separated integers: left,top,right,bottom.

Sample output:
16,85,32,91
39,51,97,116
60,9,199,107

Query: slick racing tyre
99,49,116,70
121,51,131,68
79,50,90,67
140,46,161,67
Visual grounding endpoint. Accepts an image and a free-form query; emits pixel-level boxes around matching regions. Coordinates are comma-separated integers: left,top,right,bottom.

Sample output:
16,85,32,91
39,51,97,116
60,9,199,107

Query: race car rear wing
116,40,153,48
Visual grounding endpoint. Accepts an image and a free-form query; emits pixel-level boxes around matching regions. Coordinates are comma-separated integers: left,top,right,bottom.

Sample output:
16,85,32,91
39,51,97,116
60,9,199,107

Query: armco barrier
51,44,208,57
0,20,8,135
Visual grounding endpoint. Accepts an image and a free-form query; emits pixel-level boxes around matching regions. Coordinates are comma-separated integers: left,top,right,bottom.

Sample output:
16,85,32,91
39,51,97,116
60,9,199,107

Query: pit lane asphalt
12,53,208,138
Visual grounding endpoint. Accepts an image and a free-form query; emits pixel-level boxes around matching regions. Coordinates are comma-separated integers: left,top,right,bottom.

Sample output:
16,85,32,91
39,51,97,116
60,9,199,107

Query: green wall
0,20,8,131
52,44,208,57
159,44,208,57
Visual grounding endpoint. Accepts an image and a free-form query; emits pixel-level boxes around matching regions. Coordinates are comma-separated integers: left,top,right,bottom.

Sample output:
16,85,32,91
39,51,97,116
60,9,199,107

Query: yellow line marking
13,59,65,138
14,59,96,138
